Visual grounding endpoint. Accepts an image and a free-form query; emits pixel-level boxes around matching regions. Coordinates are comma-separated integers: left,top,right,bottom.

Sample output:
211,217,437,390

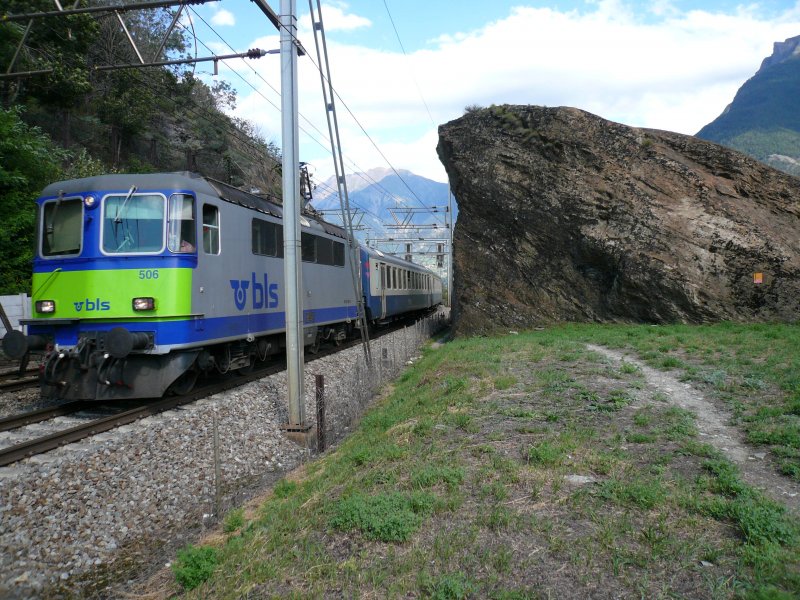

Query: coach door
379,263,387,319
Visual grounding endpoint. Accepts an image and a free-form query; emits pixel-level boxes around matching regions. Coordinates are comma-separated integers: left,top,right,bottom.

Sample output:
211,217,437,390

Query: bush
172,544,219,590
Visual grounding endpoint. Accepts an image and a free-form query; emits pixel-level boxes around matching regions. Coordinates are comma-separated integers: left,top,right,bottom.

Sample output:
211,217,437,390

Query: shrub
172,544,219,590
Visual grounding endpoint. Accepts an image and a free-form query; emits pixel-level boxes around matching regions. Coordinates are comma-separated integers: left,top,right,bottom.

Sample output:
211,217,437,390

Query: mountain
308,169,456,268
696,35,800,177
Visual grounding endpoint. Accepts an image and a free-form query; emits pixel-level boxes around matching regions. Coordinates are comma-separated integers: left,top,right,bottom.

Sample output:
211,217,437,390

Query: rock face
436,105,800,336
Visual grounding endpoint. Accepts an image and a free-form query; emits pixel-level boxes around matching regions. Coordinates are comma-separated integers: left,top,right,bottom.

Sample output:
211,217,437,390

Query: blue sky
186,1,800,184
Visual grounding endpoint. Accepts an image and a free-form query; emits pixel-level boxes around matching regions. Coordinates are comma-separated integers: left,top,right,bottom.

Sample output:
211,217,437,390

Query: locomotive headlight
83,195,97,209
132,297,155,311
35,300,56,313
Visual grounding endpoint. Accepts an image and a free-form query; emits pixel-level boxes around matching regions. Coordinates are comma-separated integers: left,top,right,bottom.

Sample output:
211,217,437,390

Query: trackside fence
0,294,30,334
306,308,450,449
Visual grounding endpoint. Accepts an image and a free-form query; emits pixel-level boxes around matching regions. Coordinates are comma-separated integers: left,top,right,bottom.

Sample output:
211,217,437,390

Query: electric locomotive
2,172,443,401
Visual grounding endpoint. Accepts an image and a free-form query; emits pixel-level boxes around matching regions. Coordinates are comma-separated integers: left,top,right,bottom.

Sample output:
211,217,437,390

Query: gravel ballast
0,314,445,599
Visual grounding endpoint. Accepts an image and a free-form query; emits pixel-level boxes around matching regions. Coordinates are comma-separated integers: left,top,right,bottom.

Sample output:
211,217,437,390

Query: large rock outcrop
436,105,800,336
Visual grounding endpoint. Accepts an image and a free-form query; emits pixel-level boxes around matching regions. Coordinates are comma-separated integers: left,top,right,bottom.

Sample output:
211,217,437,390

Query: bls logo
74,298,111,312
230,273,279,311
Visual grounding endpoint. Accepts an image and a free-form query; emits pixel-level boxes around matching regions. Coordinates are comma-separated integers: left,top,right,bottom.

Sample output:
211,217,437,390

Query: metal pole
315,374,325,452
0,302,13,334
213,408,222,518
281,0,305,428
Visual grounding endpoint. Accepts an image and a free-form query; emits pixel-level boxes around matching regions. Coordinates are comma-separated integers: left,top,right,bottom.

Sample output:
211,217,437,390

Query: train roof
39,172,348,240
362,245,442,277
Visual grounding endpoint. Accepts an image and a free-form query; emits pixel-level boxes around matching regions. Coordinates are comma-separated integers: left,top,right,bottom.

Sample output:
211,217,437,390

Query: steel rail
0,316,432,467
0,375,39,393
0,401,92,432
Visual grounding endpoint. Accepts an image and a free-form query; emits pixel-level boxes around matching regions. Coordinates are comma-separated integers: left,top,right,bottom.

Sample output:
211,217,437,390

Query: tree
0,107,66,293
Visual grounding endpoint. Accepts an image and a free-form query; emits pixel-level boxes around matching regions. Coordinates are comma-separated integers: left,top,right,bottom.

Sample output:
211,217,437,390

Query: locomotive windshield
102,193,165,253
41,197,83,257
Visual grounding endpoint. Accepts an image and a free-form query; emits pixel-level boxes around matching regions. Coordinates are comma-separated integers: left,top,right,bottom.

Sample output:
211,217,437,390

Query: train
1,172,443,400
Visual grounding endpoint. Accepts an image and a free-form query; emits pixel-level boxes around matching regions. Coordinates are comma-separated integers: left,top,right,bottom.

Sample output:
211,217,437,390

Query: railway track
0,366,40,393
0,326,383,467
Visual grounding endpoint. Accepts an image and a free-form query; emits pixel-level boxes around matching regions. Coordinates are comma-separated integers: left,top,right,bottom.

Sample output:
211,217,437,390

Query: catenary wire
381,0,436,128
186,5,446,226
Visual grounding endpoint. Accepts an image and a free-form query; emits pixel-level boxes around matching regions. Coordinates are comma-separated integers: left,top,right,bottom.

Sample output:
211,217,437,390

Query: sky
185,0,800,185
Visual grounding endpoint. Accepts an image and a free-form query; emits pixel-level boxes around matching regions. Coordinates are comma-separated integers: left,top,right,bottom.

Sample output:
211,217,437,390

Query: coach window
252,218,277,256
202,204,220,254
333,240,345,266
317,237,334,265
168,194,196,253
301,232,316,262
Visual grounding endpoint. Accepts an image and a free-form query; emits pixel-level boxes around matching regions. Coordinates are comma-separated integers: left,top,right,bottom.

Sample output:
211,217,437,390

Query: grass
165,323,800,599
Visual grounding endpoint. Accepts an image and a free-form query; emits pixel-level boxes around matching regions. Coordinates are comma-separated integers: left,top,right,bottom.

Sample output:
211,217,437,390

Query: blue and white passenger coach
360,246,443,323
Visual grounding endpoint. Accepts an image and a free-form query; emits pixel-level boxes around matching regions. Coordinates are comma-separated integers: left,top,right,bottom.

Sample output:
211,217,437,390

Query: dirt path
587,344,800,514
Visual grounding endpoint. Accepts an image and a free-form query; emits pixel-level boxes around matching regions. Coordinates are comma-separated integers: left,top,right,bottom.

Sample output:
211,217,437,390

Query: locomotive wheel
307,334,321,355
169,369,198,395
238,358,255,374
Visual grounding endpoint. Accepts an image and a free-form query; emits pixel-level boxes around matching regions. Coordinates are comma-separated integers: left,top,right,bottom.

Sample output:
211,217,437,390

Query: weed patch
172,544,219,591
598,477,666,509
329,492,436,542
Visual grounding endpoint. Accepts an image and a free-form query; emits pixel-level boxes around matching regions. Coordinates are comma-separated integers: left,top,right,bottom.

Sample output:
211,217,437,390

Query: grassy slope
170,324,800,599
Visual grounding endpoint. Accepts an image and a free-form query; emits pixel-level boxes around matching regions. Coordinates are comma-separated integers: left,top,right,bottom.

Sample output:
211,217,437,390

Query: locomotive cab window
41,197,83,257
202,204,220,254
168,194,196,253
102,193,165,254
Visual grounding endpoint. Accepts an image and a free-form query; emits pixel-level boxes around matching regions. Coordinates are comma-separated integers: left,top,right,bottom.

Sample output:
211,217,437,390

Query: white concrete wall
0,294,31,333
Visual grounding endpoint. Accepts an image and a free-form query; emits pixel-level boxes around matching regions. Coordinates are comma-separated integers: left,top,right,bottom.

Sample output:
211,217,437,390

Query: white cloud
232,2,800,183
300,2,371,33
211,8,235,27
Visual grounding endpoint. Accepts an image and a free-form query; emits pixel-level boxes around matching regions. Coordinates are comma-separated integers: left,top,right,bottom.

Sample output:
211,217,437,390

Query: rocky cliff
437,105,800,336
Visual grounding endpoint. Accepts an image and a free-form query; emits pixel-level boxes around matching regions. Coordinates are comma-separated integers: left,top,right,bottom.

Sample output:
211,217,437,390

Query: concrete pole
447,185,454,308
281,0,305,428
